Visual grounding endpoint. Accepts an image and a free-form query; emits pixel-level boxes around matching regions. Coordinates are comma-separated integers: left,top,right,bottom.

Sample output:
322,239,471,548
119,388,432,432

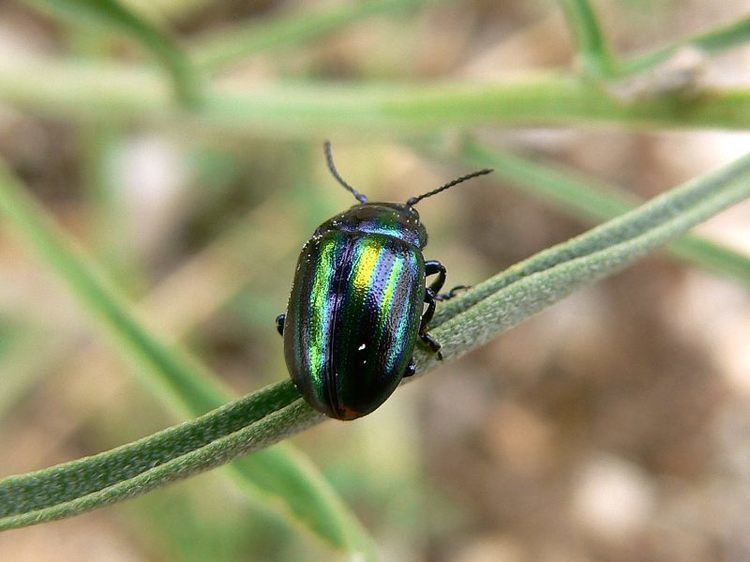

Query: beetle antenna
406,168,493,207
324,141,368,204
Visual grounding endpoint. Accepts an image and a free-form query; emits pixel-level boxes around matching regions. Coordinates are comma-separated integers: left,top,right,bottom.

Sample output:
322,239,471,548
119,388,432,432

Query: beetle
276,142,492,420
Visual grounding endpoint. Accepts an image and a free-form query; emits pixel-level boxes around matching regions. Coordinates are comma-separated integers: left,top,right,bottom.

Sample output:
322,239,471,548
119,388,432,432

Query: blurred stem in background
0,60,749,132
4,0,750,133
25,0,442,103
559,0,616,78
79,126,146,293
620,14,750,77
560,0,750,79
25,0,203,106
70,27,145,292
191,0,435,73
12,0,750,122
458,139,750,287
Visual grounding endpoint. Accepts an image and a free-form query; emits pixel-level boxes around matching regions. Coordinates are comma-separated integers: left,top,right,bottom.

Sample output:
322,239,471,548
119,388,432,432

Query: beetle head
322,202,427,248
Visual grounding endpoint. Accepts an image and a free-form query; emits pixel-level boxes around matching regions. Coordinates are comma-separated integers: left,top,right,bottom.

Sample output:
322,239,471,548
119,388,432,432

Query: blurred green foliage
0,1,749,561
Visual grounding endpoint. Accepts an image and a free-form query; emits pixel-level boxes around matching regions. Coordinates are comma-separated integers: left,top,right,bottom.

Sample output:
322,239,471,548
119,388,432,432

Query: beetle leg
420,290,437,333
419,288,443,360
275,313,285,336
424,260,446,295
426,260,468,302
404,359,416,378
420,332,442,360
435,284,471,301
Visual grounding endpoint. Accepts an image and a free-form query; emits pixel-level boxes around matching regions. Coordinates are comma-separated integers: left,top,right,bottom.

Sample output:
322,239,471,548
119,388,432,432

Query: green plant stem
0,161,374,558
1,59,749,134
559,0,616,78
1,147,749,533
432,150,750,326
425,171,750,369
0,380,309,522
559,0,750,82
0,192,364,550
192,0,428,73
0,164,227,410
620,15,750,76
460,141,750,287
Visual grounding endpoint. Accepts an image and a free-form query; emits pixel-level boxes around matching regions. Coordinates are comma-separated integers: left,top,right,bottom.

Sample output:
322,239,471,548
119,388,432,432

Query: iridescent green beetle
276,143,492,420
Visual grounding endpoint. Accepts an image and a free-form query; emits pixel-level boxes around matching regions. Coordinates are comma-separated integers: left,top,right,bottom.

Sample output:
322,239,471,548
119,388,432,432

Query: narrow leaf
433,150,750,326
426,157,750,369
621,16,750,76
0,383,315,527
2,59,750,134
559,0,615,77
559,2,750,80
0,161,374,558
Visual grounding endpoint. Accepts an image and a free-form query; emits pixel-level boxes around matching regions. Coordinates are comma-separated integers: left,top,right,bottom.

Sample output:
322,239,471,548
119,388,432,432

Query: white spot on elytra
358,343,366,350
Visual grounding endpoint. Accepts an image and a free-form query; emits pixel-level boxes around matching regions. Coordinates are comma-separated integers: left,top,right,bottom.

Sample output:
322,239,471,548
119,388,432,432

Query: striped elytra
276,142,492,420
283,204,426,420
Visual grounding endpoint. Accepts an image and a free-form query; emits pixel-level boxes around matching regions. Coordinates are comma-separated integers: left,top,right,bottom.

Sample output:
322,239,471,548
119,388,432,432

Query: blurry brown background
1,0,750,560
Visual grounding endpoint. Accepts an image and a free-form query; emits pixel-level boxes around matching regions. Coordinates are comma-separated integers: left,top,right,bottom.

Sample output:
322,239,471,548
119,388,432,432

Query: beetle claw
435,285,471,301
419,331,443,360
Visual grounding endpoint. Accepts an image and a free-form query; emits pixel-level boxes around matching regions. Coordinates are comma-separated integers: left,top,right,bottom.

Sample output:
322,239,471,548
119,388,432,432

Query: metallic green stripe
306,237,338,389
385,257,415,372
